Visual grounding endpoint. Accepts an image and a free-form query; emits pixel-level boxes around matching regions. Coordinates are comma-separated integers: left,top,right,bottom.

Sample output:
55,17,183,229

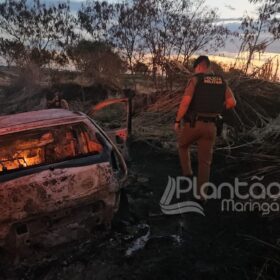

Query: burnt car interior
0,123,103,174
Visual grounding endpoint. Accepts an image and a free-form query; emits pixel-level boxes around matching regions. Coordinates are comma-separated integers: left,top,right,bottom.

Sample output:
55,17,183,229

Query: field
0,67,280,280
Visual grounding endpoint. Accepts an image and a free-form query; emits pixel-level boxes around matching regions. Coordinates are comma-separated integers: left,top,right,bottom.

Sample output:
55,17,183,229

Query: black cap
45,88,61,100
193,56,210,69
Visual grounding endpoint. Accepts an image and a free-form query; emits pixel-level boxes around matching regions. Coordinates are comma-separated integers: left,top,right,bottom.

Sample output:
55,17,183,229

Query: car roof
0,109,88,136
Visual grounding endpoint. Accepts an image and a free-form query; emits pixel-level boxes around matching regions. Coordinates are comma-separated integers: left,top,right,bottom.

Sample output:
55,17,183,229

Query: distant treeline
0,0,279,82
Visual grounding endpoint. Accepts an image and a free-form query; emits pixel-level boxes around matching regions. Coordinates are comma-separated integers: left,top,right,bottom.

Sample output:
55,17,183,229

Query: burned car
91,97,131,160
0,109,127,261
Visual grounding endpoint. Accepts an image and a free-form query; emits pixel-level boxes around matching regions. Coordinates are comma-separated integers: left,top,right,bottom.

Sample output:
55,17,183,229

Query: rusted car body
0,109,127,260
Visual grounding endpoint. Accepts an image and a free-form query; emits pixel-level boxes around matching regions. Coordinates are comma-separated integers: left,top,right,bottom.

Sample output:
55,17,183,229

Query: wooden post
123,88,135,138
127,95,132,137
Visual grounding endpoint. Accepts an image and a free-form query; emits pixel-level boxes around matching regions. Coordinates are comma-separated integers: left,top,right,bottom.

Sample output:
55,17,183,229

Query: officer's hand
174,122,180,133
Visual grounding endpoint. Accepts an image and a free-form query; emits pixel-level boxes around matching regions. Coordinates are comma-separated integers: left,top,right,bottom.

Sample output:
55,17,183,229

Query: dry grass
133,76,280,180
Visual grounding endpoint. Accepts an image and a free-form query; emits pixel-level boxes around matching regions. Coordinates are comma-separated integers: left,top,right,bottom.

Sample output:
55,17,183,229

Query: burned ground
1,141,279,280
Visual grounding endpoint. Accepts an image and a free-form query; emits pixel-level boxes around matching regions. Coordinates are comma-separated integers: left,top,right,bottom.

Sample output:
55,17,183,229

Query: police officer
174,56,236,201
45,89,69,110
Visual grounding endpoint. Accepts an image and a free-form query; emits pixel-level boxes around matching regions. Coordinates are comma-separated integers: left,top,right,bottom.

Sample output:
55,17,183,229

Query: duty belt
196,116,217,123
185,115,218,123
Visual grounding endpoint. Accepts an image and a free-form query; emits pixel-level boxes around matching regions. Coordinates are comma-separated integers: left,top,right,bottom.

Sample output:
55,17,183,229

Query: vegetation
67,40,125,86
0,1,279,280
237,0,280,74
0,0,230,86
0,0,278,86
0,0,76,67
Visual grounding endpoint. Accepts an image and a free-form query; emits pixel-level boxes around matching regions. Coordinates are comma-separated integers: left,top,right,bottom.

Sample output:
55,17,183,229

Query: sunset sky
0,0,278,64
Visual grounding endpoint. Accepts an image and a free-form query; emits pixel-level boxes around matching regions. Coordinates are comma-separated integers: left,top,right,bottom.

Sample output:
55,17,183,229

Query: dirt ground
1,140,279,280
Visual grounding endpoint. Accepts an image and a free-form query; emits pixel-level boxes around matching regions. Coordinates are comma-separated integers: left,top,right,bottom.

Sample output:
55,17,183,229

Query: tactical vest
47,98,62,109
185,73,226,119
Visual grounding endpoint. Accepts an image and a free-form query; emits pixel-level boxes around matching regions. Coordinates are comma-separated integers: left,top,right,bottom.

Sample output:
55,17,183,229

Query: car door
91,98,131,160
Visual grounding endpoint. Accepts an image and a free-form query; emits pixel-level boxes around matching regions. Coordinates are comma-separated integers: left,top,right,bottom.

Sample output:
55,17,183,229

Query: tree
133,61,149,75
138,0,228,84
174,0,229,64
78,1,143,74
238,0,280,73
139,0,187,84
0,0,76,67
78,0,229,83
0,39,25,67
109,0,146,74
68,40,125,86
78,0,115,42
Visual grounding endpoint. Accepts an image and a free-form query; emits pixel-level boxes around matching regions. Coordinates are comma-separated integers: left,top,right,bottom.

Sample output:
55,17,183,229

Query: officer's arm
225,86,236,109
175,77,197,122
61,99,70,110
